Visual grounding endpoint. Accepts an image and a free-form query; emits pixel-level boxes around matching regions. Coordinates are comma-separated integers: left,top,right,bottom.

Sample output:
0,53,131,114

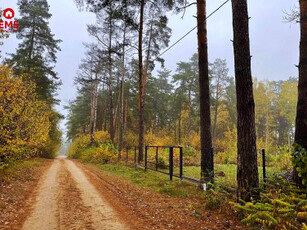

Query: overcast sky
1,0,300,135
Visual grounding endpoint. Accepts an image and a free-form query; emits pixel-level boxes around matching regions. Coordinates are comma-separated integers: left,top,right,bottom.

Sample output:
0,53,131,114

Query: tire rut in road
57,159,94,230
22,160,60,230
65,160,128,230
22,159,128,230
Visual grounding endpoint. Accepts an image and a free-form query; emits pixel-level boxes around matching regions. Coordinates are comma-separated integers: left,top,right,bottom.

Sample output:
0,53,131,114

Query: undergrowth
0,158,48,183
230,176,307,229
93,164,201,198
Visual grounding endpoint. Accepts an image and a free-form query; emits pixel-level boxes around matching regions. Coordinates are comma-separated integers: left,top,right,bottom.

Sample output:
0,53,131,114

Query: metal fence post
145,146,148,172
262,149,266,187
169,147,174,181
155,146,158,171
179,147,183,180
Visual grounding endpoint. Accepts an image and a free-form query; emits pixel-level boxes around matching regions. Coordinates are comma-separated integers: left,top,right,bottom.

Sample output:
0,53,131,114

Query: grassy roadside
183,164,285,188
84,162,306,229
86,163,239,213
0,158,49,182
93,162,285,190
92,163,204,198
80,161,243,229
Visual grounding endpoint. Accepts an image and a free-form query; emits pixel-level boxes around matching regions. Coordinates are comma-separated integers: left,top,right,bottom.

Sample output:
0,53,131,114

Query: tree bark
90,76,98,145
231,0,259,201
178,107,182,145
213,76,220,149
188,88,192,140
108,81,114,140
124,90,129,134
197,0,214,183
100,98,105,131
138,0,145,162
118,25,127,162
27,19,36,72
294,0,307,187
113,93,120,134
108,10,115,142
153,111,157,133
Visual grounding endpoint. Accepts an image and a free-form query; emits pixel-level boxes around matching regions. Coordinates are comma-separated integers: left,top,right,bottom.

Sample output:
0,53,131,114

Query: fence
120,146,268,188
121,146,202,185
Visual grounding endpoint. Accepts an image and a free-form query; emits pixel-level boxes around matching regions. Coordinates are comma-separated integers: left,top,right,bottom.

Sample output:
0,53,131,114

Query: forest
0,0,307,229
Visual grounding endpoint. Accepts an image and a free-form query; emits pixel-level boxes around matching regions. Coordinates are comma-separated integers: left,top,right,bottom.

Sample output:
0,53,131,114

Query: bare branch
283,7,300,23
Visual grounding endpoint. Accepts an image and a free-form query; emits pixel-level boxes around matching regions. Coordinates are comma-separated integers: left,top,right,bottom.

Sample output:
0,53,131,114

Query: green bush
202,187,229,210
80,144,117,164
231,176,307,229
67,134,91,159
67,131,116,164
292,143,307,186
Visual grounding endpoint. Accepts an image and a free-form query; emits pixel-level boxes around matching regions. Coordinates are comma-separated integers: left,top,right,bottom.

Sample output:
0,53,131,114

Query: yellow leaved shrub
0,65,51,167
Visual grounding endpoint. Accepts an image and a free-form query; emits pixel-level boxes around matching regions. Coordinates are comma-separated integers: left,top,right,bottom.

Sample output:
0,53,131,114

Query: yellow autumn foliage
67,131,116,163
0,65,51,167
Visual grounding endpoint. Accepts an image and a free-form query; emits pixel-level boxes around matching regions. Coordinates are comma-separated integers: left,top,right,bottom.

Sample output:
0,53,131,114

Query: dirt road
22,157,128,230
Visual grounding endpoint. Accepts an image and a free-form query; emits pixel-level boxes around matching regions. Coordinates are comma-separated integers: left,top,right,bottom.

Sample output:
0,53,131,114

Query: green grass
183,164,285,188
92,163,286,198
94,163,202,198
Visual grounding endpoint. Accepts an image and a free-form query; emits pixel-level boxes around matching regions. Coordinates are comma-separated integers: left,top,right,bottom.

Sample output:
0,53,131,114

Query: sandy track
22,158,127,230
22,160,60,230
65,160,127,230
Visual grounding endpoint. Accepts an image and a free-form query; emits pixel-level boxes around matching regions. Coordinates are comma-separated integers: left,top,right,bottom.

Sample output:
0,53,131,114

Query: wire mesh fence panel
146,147,157,171
172,148,179,177
182,146,201,182
146,147,171,174
118,145,281,190
118,146,144,168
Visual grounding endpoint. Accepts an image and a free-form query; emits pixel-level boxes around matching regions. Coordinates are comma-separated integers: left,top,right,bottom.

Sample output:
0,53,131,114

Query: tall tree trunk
188,89,192,140
124,90,129,134
231,0,259,201
265,113,270,149
138,0,145,162
108,82,114,140
27,21,35,72
213,76,220,149
178,107,182,145
143,18,154,89
100,83,106,131
118,26,127,162
113,94,120,133
294,0,307,187
153,111,157,133
90,76,98,144
197,0,214,183
100,97,105,131
108,13,115,142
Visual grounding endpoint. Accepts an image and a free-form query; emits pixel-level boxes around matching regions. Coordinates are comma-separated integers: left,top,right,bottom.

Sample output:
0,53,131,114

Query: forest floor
0,157,243,229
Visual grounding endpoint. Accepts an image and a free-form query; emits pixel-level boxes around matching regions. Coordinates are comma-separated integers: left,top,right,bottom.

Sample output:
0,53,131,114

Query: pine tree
294,0,307,187
197,0,214,183
6,0,61,104
211,59,230,149
0,9,10,60
75,0,184,162
231,0,259,201
172,54,199,140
